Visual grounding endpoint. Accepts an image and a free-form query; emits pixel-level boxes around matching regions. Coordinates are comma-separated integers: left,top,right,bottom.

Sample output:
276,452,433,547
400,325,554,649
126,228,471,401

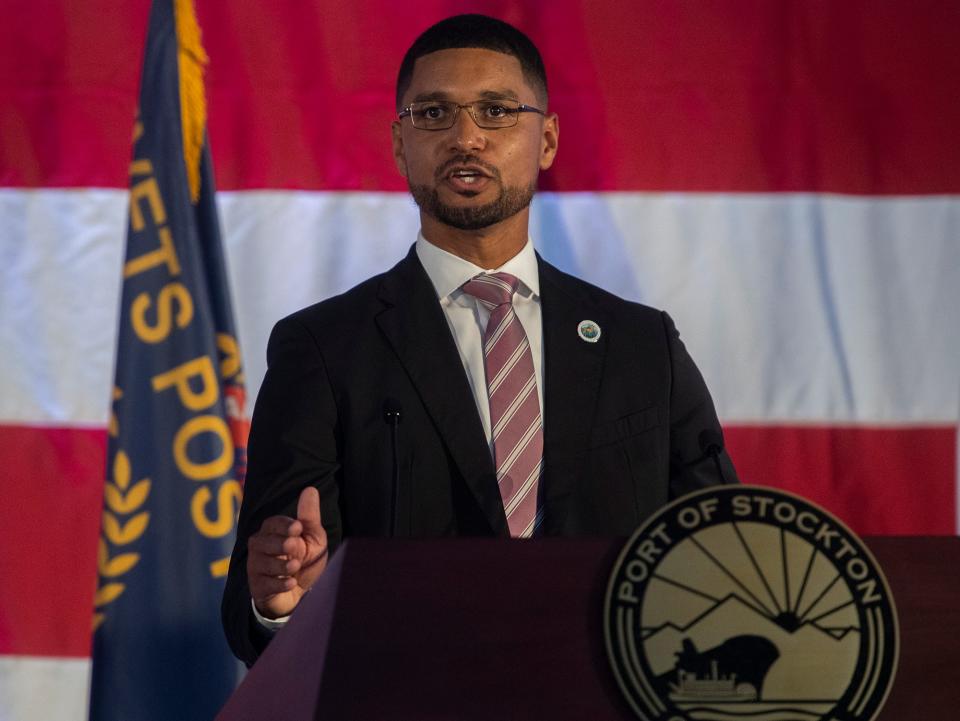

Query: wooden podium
216,537,959,720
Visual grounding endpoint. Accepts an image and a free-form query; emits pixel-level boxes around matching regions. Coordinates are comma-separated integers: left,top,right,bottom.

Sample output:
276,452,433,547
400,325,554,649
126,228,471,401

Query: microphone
383,398,402,536
698,429,732,485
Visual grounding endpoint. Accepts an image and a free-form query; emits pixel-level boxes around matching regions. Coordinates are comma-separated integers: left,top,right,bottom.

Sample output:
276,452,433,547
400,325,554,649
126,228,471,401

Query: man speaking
222,14,737,665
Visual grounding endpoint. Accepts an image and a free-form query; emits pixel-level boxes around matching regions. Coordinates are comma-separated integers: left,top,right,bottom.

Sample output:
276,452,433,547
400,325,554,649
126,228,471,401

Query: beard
408,158,537,231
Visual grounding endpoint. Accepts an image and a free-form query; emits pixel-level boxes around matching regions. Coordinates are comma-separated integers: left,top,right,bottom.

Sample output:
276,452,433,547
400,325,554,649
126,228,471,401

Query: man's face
391,47,559,231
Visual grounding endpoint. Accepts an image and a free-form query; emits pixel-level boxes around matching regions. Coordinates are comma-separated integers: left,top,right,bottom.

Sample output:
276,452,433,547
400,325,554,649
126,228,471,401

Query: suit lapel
538,257,607,534
375,248,507,536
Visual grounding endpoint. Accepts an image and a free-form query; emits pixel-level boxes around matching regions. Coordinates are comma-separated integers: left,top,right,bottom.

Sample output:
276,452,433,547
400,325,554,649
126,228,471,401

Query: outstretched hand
246,486,329,619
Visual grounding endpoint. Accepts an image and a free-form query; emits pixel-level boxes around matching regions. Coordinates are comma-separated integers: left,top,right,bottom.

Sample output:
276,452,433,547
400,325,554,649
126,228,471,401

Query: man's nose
448,106,487,152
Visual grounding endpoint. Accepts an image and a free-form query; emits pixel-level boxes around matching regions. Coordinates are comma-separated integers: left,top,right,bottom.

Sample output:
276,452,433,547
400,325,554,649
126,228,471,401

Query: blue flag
89,1,247,718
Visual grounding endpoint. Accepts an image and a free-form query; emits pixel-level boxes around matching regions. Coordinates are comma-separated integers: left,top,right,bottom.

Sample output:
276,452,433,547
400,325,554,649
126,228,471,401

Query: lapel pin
577,320,601,343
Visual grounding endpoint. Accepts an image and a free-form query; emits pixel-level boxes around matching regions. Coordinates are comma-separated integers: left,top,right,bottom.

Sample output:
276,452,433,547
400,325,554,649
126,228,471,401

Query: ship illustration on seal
664,637,777,703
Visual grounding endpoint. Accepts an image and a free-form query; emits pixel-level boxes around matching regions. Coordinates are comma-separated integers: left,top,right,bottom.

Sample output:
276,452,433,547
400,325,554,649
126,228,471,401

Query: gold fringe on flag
174,0,209,204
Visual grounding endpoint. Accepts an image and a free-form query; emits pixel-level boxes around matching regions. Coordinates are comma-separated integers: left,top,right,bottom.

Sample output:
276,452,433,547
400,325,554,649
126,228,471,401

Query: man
222,14,737,666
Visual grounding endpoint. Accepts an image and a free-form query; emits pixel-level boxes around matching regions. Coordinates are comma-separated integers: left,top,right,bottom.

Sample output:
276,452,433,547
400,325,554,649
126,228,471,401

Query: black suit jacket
222,246,737,664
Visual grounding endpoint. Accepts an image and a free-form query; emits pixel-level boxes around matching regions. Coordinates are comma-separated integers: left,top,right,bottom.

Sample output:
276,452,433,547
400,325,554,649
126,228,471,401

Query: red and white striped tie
462,272,543,538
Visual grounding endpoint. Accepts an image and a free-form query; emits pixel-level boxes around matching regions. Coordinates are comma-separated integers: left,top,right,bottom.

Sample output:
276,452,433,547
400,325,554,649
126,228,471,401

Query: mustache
434,155,501,182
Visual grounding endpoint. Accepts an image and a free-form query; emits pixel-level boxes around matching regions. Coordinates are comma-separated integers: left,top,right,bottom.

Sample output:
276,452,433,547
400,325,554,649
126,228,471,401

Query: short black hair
396,14,548,110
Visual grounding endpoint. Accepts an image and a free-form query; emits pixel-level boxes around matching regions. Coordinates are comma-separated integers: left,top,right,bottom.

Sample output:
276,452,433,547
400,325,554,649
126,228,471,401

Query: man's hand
246,486,328,619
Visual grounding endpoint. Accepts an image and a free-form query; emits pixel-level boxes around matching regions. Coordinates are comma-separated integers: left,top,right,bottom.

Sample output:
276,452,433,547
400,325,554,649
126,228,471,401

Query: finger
247,533,306,558
258,515,302,537
249,552,303,578
297,486,323,535
247,533,289,557
250,575,297,600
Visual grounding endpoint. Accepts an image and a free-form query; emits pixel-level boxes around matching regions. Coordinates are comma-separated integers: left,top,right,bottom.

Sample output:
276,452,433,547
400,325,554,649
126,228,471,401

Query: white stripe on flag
2,189,958,428
529,192,960,425
0,655,90,721
0,189,127,426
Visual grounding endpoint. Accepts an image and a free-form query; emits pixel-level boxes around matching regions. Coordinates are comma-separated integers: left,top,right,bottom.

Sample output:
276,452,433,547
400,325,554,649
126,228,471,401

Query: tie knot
461,272,519,307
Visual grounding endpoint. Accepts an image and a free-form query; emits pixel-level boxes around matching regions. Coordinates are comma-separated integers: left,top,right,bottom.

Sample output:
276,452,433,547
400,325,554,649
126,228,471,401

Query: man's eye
418,105,448,120
482,103,510,118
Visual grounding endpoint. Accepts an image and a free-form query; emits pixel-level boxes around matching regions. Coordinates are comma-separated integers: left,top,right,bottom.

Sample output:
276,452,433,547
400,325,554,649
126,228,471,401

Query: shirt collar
415,232,540,300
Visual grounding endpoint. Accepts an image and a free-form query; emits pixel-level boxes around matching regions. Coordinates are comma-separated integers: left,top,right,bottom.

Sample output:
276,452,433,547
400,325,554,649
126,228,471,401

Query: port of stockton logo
604,486,898,721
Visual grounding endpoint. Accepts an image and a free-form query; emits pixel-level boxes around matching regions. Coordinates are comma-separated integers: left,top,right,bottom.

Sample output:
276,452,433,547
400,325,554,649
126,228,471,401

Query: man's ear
539,112,559,171
540,113,560,170
391,121,408,178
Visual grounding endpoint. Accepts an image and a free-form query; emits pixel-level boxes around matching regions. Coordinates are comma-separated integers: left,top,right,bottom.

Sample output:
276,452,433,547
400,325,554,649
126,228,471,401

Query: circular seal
578,320,601,343
604,485,898,721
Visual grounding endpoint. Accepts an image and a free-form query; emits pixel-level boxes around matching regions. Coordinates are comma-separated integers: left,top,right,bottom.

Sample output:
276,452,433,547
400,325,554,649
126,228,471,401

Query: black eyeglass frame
397,99,546,130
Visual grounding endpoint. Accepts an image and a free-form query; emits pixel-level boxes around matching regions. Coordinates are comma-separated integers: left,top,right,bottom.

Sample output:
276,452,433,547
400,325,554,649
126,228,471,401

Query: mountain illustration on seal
640,522,862,703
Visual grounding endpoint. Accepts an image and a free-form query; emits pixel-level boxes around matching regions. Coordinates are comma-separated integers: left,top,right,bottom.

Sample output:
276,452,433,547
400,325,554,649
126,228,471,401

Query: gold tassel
173,0,208,204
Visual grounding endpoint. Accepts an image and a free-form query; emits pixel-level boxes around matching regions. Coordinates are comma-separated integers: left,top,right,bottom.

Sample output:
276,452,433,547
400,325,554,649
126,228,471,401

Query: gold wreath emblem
92,388,151,631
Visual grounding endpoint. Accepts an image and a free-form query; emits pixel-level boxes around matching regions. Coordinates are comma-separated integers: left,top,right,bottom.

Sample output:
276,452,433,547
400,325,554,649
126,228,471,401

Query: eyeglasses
398,99,545,130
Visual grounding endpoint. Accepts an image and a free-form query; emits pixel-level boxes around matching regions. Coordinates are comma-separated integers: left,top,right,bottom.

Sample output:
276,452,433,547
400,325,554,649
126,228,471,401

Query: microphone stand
383,399,402,536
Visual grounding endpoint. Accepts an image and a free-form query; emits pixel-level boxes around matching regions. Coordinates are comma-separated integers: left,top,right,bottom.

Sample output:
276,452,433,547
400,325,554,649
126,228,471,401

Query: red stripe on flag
0,422,952,656
0,2,149,189
725,425,956,536
0,425,106,656
2,2,958,193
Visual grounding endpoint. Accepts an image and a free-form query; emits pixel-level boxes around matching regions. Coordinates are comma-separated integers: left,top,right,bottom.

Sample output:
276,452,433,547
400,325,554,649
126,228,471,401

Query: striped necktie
461,272,543,537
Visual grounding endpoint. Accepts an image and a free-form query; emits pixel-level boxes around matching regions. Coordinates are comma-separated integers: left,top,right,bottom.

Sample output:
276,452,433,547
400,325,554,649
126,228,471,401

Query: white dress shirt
415,232,544,451
254,233,544,629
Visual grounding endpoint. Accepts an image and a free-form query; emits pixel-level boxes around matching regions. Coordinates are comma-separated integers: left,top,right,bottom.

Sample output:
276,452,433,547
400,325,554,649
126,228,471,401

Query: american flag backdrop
1,2,958,718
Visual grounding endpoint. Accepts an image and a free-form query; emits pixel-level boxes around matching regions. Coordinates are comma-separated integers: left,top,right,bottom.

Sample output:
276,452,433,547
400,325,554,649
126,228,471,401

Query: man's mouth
447,165,492,182
450,169,483,185
443,164,495,193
